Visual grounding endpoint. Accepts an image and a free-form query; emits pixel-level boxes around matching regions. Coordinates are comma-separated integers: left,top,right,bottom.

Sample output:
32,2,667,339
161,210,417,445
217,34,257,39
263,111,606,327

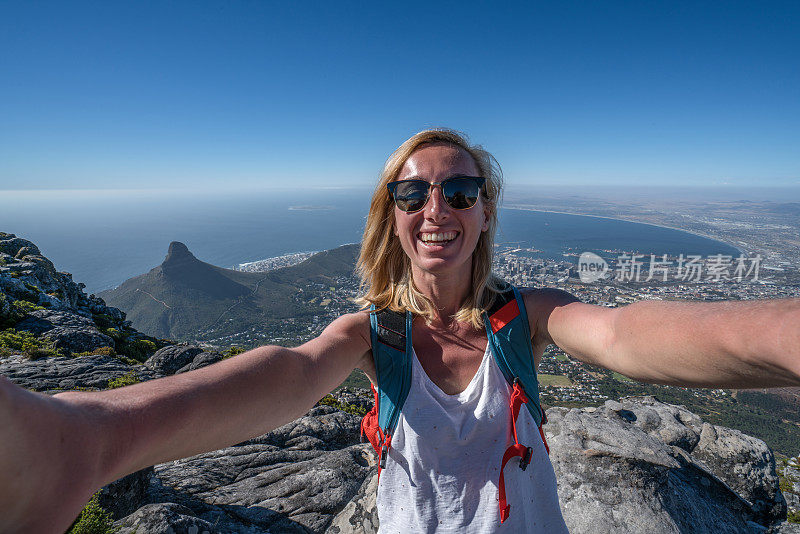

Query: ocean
0,188,740,294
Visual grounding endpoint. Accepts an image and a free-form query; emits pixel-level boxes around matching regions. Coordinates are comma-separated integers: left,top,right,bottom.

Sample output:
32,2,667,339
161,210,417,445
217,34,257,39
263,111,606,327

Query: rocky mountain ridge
2,231,800,532
97,240,360,342
0,232,168,364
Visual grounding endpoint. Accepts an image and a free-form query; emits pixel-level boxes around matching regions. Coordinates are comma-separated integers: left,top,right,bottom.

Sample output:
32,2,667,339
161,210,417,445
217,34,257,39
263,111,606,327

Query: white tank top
376,342,569,533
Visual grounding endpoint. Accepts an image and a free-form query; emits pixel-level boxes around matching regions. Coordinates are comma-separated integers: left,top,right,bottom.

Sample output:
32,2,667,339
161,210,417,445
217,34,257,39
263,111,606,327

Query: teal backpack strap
364,306,413,471
486,284,549,524
484,284,545,427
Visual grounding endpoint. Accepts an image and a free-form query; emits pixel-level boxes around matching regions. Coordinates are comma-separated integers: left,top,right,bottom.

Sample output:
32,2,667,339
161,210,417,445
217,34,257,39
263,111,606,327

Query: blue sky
1,1,798,191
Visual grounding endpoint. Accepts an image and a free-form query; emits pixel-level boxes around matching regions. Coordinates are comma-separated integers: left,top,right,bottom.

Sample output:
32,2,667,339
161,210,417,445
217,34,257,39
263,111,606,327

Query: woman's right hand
0,311,371,534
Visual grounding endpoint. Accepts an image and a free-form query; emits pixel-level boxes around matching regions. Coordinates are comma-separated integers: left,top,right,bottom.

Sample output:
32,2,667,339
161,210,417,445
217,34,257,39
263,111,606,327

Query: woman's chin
411,253,472,277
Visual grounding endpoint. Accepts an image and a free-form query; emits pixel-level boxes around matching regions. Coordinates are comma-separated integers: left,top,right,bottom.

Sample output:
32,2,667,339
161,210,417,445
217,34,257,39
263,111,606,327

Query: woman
1,129,799,533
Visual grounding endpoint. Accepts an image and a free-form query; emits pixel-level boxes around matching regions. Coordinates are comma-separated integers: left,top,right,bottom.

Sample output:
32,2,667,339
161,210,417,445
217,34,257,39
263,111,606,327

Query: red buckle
498,378,531,524
500,504,511,523
498,443,528,523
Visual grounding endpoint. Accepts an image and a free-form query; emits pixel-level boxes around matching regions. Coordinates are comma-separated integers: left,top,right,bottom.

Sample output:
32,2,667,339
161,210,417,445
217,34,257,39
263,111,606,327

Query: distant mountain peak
99,243,360,340
164,241,196,264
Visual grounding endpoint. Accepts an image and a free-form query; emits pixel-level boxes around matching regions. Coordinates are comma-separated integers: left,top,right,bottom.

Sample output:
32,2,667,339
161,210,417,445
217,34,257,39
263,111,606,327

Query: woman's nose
425,184,450,220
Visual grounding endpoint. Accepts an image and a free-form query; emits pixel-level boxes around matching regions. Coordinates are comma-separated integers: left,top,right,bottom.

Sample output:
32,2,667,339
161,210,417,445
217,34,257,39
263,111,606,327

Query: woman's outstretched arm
525,289,800,388
0,311,371,534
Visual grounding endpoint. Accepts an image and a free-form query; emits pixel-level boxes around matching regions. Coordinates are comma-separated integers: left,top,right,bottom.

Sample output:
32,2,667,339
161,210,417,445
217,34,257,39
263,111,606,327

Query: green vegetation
780,468,798,495
91,313,116,331
107,371,140,389
222,346,246,359
0,328,61,359
538,373,573,387
0,293,15,329
24,345,62,359
72,347,116,358
611,371,635,383
318,393,368,416
119,338,158,362
96,317,160,362
104,327,121,339
788,510,800,524
338,369,371,391
66,493,116,534
0,293,48,329
12,299,45,313
23,282,40,293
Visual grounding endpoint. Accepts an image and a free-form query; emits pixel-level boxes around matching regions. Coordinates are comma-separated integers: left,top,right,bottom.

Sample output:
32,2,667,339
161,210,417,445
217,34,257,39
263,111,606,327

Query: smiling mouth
417,231,459,246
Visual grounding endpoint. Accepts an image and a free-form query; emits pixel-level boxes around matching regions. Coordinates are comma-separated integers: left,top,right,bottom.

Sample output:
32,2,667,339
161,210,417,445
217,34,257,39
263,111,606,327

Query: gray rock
326,472,378,534
787,492,800,511
0,232,128,321
600,397,785,524
692,421,785,524
20,255,59,285
98,467,155,520
769,523,800,533
113,407,372,534
546,396,786,533
785,465,800,489
0,354,151,391
146,344,205,375
16,309,114,354
115,503,218,534
0,235,41,257
176,351,223,374
0,292,10,318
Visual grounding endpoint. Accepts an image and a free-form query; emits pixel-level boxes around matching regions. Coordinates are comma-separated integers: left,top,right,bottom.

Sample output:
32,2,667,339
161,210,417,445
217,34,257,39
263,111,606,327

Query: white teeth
419,231,457,243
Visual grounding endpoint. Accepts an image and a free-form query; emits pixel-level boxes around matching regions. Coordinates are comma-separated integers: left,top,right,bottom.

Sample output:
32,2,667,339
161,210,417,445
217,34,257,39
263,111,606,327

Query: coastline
236,242,361,271
503,205,745,257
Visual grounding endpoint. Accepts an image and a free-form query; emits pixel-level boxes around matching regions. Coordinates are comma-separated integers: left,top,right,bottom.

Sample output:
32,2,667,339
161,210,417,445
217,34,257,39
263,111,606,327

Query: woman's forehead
398,143,479,180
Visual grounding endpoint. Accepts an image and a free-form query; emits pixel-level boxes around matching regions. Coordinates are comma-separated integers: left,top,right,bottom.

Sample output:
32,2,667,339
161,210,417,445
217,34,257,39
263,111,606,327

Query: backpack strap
484,284,545,427
484,284,549,523
360,306,413,474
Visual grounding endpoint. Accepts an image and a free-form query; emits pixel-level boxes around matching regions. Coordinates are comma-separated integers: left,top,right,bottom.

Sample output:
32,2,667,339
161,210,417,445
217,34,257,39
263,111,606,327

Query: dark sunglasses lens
393,181,429,212
443,178,480,209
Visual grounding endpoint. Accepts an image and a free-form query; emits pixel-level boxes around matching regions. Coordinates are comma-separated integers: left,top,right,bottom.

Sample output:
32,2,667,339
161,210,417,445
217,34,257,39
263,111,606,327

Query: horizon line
3,183,800,194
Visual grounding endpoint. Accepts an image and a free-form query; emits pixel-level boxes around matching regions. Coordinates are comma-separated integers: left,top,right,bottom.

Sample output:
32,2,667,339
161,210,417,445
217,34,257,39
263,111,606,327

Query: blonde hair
356,128,504,329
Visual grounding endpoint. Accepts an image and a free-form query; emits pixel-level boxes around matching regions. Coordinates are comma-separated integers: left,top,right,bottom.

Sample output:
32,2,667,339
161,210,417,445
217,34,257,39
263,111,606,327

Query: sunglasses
387,176,487,213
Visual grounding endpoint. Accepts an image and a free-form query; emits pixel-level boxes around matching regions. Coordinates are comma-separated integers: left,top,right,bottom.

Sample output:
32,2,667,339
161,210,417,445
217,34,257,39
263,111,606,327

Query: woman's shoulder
325,310,372,337
327,311,376,382
516,286,581,340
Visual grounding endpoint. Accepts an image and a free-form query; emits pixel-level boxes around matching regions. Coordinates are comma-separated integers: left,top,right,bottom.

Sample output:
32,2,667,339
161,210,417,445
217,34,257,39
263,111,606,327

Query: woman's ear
481,204,491,232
